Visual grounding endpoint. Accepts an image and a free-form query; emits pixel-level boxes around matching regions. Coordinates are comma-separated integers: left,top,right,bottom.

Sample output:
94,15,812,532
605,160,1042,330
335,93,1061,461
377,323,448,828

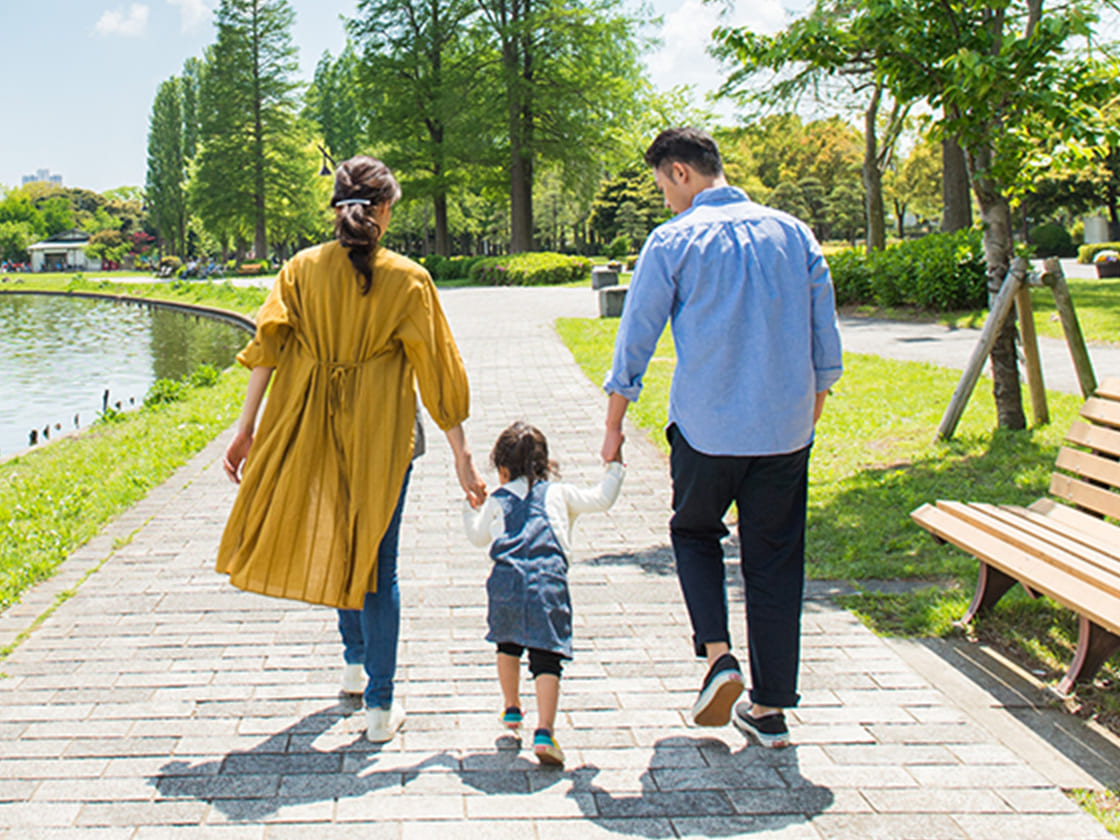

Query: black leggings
497,643,564,678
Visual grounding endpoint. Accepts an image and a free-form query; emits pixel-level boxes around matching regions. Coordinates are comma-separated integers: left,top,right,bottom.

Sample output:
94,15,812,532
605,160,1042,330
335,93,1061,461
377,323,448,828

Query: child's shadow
150,699,455,822
453,732,567,795
567,735,834,837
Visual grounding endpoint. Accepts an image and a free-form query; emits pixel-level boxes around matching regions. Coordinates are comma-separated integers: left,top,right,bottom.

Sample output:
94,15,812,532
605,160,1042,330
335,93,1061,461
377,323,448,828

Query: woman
217,156,485,743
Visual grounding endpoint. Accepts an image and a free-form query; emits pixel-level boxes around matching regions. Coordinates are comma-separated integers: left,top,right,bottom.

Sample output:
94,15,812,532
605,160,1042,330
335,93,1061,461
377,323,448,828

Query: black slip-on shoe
690,652,744,727
733,702,790,748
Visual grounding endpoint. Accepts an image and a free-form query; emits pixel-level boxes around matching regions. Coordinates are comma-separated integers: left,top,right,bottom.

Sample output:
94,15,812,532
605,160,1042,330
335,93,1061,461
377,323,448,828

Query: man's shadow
150,698,456,822
565,735,834,837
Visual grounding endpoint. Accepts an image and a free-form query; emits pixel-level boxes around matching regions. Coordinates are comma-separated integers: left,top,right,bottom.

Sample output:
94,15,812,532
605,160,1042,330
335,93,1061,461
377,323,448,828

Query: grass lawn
0,366,249,635
2,273,269,317
555,316,1120,728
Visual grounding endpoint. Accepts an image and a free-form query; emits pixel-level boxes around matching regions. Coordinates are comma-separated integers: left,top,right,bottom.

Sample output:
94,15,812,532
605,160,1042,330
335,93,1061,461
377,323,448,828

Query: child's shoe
500,706,523,731
533,728,564,766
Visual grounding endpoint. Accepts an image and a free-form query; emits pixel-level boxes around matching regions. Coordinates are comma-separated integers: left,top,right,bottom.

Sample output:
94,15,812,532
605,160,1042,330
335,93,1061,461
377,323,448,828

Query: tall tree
304,46,369,162
193,0,302,260
349,0,482,257
146,77,188,256
864,0,1114,429
713,2,909,251
477,0,649,252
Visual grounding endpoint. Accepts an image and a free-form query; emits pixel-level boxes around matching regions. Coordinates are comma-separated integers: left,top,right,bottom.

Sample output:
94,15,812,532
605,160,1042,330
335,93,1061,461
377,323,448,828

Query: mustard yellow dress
216,241,469,610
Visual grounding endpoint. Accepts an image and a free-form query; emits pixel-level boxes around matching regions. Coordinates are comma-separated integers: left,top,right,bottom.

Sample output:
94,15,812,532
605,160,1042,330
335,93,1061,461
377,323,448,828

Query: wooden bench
911,377,1120,694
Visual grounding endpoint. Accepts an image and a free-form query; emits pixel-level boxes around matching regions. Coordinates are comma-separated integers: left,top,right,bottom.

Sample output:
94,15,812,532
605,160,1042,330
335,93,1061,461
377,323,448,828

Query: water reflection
0,294,248,457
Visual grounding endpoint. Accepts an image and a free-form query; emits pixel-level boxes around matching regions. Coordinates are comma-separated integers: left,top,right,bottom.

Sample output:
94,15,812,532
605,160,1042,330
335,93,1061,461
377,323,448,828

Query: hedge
419,254,487,281
468,252,591,286
829,229,987,310
1078,242,1120,264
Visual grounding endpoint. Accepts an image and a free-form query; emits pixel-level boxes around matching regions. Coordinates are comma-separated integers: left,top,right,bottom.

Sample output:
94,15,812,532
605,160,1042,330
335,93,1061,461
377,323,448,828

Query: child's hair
490,422,558,488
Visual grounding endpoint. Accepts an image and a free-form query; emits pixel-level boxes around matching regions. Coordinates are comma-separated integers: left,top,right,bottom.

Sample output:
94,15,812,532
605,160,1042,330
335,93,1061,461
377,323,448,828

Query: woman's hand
223,429,254,484
455,450,487,509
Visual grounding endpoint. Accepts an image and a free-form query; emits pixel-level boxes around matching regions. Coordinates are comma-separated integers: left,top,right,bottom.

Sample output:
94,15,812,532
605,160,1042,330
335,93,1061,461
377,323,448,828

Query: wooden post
1016,280,1048,426
1040,257,1097,399
936,257,1030,441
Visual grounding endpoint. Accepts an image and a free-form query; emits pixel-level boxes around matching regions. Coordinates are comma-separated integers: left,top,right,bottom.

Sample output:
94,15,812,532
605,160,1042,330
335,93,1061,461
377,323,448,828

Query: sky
0,0,809,194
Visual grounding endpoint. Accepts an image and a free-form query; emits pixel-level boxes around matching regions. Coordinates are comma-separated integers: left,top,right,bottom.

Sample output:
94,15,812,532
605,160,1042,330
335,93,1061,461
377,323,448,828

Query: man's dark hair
644,128,723,177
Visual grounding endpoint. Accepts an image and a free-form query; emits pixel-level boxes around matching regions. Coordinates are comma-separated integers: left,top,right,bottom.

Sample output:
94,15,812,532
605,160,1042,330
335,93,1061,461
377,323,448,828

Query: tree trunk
941,136,972,233
433,192,450,257
971,146,1025,431
862,84,887,251
250,8,267,262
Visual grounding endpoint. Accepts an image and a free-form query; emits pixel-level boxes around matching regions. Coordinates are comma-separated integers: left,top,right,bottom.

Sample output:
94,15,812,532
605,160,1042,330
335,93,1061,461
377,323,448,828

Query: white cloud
646,0,795,102
93,4,150,37
168,0,212,32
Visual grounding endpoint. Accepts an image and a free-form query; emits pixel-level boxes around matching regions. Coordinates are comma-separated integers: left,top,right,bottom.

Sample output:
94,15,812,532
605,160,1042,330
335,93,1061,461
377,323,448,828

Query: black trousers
668,425,810,708
496,642,564,678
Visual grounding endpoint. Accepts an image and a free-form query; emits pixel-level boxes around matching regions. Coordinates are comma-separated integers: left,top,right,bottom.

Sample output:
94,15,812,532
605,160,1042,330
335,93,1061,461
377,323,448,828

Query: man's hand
601,427,625,464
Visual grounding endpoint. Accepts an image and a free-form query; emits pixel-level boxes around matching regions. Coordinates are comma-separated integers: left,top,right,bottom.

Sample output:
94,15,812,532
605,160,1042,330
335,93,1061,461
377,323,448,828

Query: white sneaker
365,702,405,743
341,664,365,696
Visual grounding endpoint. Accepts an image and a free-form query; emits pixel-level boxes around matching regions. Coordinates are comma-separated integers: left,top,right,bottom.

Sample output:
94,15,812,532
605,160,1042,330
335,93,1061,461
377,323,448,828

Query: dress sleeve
463,496,503,548
236,261,298,369
559,462,625,516
397,272,470,431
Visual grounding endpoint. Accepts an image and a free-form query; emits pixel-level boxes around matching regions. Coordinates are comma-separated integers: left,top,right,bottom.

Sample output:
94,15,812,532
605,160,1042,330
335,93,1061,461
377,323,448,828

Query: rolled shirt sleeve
807,238,844,394
602,238,675,403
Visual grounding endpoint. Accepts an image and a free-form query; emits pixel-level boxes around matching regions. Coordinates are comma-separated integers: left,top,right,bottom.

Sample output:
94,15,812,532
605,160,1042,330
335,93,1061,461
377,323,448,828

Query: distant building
28,230,94,271
21,168,63,187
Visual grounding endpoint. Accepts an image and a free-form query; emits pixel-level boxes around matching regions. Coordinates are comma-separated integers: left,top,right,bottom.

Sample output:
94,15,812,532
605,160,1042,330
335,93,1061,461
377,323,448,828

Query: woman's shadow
149,698,457,822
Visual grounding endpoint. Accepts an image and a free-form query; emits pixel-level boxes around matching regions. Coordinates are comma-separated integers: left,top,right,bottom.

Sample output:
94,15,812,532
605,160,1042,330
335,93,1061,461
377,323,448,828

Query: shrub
1029,222,1075,258
419,254,485,282
158,255,182,273
188,364,221,388
468,252,592,286
606,235,631,261
144,378,188,408
1078,242,1120,264
826,230,987,310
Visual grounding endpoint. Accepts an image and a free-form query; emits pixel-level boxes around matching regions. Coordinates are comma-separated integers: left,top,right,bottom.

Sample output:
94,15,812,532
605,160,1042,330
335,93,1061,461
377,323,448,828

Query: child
463,422,624,766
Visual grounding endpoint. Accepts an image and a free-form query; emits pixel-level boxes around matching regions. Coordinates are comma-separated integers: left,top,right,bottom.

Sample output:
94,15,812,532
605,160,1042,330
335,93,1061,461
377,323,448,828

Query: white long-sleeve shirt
462,462,625,558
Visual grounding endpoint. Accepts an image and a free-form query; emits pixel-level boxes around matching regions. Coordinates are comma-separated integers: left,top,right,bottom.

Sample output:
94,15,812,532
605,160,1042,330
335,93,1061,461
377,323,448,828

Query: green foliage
829,230,986,310
1029,222,1075,258
1078,242,1120,264
188,363,221,388
143,378,188,407
606,235,631,261
419,254,486,282
0,221,36,262
193,0,304,258
0,367,248,612
589,169,667,247
146,76,189,257
468,252,591,286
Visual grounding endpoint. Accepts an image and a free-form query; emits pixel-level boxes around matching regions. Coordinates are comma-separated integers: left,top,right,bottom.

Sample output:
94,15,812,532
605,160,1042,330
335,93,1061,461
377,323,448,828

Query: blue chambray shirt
603,185,843,457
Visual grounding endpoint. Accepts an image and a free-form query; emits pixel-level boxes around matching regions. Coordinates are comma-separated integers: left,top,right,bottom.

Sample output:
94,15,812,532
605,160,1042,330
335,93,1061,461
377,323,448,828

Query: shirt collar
690,185,750,209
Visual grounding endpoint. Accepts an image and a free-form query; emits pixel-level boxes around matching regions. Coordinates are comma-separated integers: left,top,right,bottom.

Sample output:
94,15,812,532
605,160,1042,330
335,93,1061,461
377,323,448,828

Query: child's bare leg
497,652,521,710
534,674,560,733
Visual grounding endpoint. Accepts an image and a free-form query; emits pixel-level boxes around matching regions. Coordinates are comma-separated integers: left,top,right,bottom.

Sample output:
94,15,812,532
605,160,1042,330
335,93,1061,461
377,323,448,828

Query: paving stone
0,286,1112,839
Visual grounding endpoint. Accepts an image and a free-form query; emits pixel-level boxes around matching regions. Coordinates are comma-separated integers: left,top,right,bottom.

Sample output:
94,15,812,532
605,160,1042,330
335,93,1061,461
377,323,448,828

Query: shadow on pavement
568,735,833,836
149,699,456,821
586,544,676,576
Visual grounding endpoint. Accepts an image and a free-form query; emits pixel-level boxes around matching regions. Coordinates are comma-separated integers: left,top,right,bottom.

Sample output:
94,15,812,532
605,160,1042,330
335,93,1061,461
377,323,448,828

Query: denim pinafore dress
485,481,573,658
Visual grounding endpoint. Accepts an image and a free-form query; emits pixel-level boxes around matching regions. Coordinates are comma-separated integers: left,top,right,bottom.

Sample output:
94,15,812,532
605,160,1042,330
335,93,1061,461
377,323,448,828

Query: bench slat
1055,447,1120,492
1080,397,1120,430
938,502,1120,599
1009,501,1120,565
1093,377,1120,401
1065,420,1120,460
1028,498,1120,551
1049,472,1120,520
911,504,1120,635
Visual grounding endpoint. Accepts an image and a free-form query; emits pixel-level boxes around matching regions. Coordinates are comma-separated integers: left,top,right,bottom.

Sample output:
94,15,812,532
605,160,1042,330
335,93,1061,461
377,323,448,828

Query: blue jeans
337,467,411,709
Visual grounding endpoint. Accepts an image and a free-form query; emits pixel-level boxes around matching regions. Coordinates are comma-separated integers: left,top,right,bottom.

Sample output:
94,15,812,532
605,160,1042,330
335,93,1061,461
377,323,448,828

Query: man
601,127,842,748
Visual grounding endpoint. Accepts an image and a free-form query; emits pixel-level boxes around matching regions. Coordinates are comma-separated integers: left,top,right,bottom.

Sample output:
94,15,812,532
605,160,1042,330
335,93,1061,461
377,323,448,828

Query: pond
0,293,250,459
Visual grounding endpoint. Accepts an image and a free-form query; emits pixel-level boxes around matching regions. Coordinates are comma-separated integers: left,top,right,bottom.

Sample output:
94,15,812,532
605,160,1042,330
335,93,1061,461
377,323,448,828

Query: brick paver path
0,287,1111,839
